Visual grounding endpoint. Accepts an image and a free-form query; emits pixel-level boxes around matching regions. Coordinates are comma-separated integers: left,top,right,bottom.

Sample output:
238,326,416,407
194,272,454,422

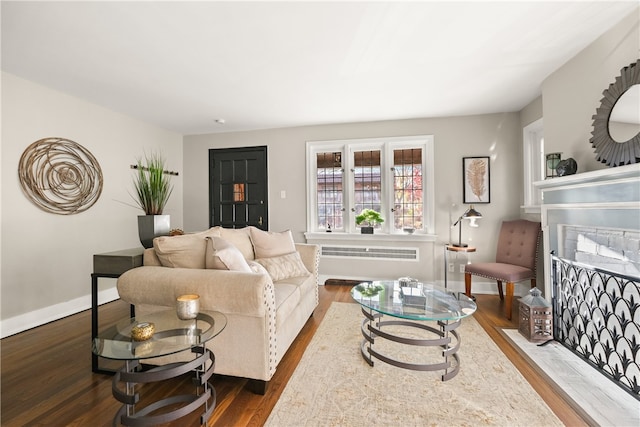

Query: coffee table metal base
359,307,462,381
112,346,215,426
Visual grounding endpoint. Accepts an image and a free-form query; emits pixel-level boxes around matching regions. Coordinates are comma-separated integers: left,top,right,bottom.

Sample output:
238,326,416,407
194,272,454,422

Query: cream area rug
265,302,562,427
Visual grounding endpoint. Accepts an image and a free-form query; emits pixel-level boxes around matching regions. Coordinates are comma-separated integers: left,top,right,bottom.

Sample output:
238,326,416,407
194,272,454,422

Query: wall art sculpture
18,137,103,214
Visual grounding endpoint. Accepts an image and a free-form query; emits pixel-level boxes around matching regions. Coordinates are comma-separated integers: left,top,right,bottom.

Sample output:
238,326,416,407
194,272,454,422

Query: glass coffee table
93,309,226,426
351,280,476,381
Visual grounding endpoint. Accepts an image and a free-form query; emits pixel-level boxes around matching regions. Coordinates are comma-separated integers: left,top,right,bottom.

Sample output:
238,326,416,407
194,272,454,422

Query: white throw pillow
255,252,310,281
247,260,274,284
249,227,296,258
247,260,269,275
205,236,252,272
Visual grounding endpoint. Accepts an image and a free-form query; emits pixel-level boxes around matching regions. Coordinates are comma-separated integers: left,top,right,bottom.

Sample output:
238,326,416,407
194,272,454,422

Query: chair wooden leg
505,282,514,320
464,273,472,297
496,280,504,300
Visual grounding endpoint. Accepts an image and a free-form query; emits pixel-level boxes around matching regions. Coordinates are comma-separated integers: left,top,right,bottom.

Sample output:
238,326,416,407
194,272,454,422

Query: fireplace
551,254,639,398
535,164,640,400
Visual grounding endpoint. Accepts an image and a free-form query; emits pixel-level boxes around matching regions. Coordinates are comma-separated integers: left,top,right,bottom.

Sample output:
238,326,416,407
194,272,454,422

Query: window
522,118,544,211
307,136,434,234
352,149,382,217
233,183,245,202
392,148,423,230
316,152,344,230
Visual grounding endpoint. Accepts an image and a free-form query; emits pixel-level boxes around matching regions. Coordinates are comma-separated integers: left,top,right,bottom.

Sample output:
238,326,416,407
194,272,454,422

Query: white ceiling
2,1,638,135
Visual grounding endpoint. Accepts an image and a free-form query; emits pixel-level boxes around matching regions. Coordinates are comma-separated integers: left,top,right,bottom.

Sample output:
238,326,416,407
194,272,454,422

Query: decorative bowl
355,283,385,297
131,322,155,341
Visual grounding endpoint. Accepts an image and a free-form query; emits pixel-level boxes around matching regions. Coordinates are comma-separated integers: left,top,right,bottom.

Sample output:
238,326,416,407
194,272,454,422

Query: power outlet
459,263,466,273
448,263,455,273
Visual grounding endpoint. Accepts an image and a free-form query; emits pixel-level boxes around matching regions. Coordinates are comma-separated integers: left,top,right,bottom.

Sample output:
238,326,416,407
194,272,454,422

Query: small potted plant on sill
355,208,384,234
132,152,174,248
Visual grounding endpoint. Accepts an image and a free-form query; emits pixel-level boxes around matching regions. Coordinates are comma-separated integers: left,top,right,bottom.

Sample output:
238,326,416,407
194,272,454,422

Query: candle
176,294,200,320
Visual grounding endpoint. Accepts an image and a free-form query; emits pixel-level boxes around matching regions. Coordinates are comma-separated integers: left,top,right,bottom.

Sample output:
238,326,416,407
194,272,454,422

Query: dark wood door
209,146,268,230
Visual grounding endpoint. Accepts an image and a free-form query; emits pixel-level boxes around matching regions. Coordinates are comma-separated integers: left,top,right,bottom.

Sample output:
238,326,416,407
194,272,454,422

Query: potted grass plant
355,208,384,234
133,152,173,248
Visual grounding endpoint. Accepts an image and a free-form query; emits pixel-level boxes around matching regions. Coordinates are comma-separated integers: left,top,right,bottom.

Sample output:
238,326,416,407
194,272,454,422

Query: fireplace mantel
534,163,640,299
534,163,640,190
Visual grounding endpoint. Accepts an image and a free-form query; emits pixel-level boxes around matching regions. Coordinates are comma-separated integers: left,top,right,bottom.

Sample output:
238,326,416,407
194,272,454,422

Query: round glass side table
93,310,226,426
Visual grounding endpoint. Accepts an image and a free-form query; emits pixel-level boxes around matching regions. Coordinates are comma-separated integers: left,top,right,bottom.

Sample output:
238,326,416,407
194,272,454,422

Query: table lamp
451,205,482,247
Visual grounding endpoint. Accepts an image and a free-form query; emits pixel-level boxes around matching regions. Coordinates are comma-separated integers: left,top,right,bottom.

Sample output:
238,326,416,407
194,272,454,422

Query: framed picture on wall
463,156,490,204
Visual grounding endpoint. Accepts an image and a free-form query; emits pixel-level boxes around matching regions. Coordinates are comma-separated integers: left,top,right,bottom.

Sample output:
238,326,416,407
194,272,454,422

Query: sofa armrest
143,248,162,266
295,243,319,275
117,266,273,316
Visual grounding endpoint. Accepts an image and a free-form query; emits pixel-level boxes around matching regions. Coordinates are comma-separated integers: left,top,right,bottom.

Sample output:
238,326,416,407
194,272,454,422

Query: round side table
444,244,476,290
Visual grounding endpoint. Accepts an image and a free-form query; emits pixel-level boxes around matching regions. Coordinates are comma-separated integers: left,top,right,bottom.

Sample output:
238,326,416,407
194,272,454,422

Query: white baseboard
0,287,120,338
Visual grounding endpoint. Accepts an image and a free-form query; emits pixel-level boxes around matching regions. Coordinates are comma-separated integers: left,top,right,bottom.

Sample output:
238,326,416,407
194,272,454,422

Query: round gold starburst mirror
18,137,103,214
590,59,640,167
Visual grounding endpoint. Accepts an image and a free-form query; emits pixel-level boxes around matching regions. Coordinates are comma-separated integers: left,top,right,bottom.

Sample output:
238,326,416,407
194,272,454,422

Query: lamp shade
464,205,482,227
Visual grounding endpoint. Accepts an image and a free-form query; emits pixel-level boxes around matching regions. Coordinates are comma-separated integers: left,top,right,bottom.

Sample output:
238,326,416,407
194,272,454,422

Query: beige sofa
117,226,319,394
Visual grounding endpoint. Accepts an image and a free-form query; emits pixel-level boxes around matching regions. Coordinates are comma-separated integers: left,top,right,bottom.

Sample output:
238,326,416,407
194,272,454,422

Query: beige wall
184,113,523,287
4,7,637,334
1,72,183,334
542,7,640,173
520,96,543,129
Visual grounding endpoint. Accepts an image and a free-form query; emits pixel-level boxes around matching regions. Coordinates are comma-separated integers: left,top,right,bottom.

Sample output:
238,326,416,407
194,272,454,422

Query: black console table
92,248,144,374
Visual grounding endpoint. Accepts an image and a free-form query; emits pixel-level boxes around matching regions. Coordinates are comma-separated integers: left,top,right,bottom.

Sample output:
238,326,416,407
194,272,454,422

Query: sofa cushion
255,252,310,281
273,282,300,330
205,236,252,272
153,228,220,268
250,227,296,258
282,273,316,295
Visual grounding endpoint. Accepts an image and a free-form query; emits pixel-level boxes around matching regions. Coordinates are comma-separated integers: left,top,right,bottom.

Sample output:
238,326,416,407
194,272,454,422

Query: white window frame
306,135,435,235
522,118,544,213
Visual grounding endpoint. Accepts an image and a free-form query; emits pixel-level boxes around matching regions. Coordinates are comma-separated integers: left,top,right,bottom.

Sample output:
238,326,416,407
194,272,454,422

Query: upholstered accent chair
464,219,541,320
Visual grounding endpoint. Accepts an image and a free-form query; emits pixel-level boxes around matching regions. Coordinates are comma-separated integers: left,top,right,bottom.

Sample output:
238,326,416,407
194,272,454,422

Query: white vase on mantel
138,214,170,248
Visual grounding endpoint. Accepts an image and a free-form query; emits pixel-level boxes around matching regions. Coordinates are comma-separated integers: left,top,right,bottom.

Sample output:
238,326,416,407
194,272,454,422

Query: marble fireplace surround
535,164,640,399
535,163,640,298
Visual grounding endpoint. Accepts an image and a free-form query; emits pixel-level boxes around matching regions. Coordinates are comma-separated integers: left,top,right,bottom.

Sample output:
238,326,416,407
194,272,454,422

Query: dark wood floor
1,285,587,426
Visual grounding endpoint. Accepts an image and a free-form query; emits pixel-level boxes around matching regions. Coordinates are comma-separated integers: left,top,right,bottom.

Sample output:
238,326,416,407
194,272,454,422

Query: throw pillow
249,227,296,259
247,260,270,275
255,252,310,281
247,260,274,284
205,236,252,272
153,228,220,268
218,226,255,260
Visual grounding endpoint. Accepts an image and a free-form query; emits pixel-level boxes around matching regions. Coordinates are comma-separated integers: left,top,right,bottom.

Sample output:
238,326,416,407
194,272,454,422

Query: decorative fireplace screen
551,254,640,400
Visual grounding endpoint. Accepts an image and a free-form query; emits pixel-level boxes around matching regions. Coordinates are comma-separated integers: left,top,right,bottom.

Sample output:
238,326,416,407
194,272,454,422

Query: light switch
280,190,286,199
